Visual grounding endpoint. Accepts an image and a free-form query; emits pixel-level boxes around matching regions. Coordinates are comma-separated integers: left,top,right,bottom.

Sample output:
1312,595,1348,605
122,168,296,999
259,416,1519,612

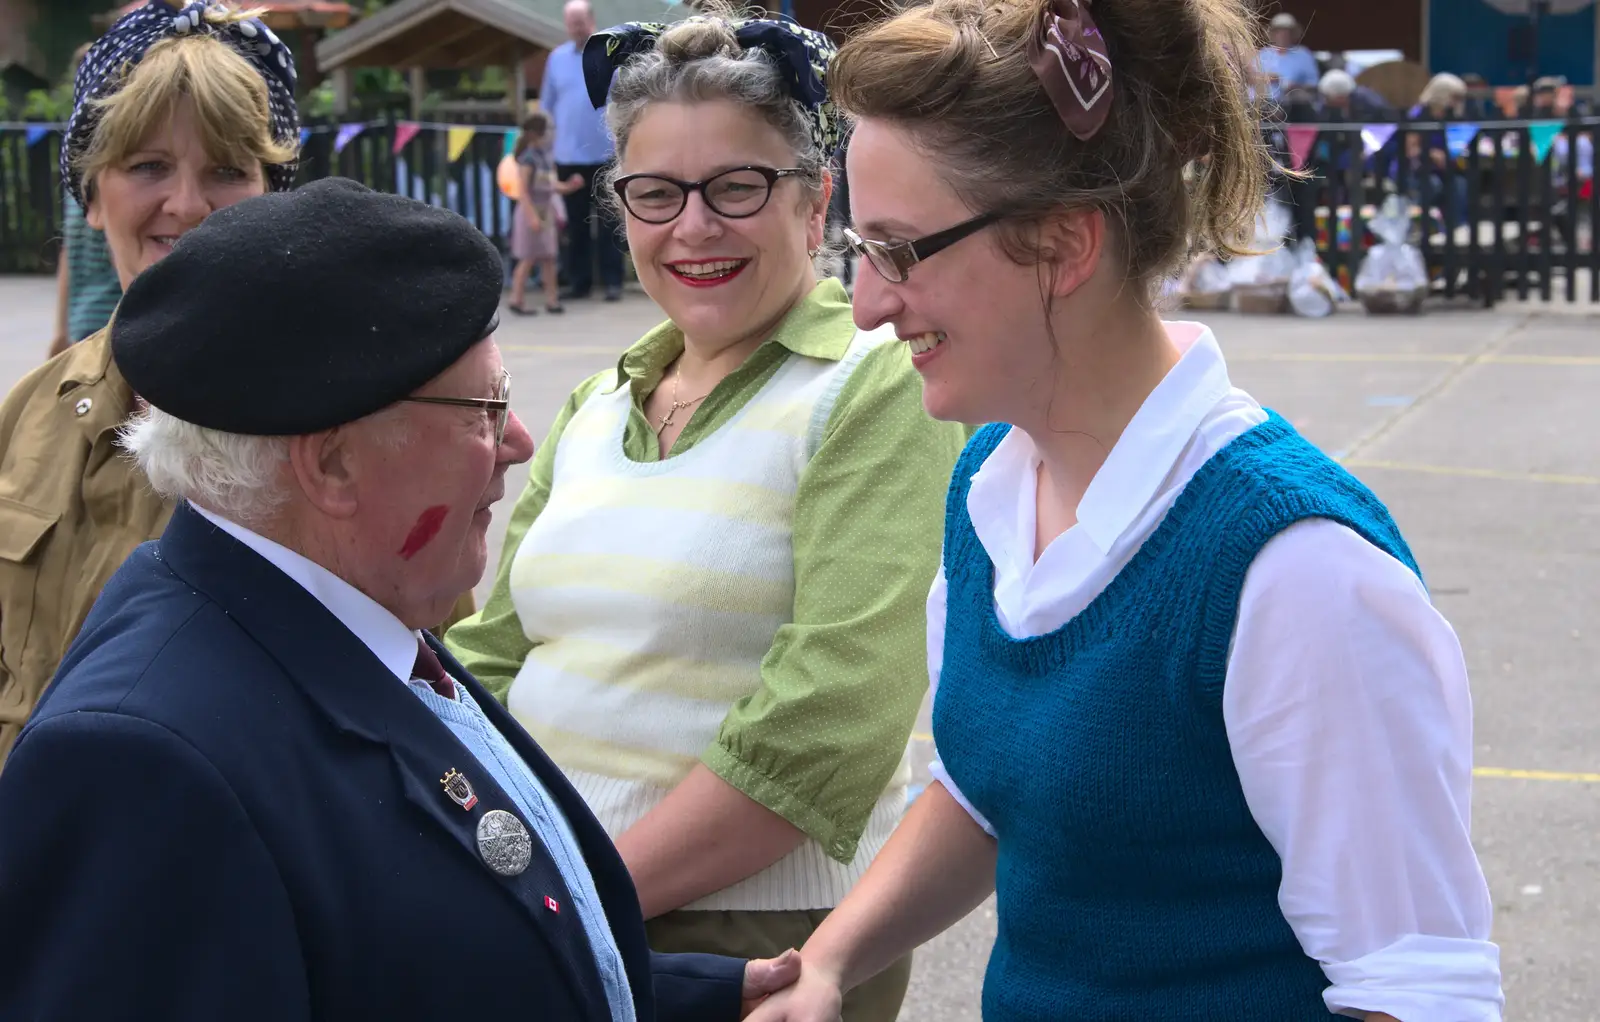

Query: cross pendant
656,400,689,435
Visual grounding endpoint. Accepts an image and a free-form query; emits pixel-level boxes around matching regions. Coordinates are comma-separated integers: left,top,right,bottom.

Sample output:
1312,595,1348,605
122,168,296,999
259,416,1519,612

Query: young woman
750,0,1503,1019
445,13,967,1020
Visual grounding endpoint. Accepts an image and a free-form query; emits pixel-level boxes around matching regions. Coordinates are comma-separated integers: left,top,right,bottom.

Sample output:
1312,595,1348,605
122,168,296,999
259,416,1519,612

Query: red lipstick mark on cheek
398,505,450,560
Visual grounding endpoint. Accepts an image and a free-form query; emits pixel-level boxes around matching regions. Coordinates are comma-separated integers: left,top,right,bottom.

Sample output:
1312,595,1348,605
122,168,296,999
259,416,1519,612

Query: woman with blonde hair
446,11,966,1020
0,1,469,770
750,0,1503,1019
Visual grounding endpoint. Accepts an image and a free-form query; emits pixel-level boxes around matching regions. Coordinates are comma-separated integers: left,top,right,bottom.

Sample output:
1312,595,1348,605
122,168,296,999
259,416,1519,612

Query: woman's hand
524,208,543,231
743,958,844,1022
741,949,804,1018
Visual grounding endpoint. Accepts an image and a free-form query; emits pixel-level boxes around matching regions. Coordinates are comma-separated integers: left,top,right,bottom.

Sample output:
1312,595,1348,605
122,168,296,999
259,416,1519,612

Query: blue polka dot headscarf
62,0,300,206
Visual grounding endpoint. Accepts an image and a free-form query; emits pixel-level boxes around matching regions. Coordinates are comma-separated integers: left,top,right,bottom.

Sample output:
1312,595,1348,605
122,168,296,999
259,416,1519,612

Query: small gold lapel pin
440,768,478,811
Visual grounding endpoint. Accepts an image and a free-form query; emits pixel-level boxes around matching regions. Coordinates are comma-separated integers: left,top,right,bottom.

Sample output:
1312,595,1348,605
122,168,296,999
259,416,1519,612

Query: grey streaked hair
600,17,828,223
121,404,412,526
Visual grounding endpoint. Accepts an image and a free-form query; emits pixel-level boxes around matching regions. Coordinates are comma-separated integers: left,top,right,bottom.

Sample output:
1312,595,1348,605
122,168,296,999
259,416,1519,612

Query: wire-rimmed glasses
401,368,511,446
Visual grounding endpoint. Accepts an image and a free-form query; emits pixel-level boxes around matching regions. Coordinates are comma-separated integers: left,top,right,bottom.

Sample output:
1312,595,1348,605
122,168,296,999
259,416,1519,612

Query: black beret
112,178,503,435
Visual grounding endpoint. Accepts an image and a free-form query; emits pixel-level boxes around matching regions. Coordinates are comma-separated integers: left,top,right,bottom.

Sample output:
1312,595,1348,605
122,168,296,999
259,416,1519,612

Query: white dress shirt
927,322,1503,1021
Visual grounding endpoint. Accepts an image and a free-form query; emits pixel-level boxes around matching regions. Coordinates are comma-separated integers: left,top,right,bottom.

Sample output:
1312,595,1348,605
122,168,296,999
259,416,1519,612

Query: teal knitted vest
936,414,1420,1021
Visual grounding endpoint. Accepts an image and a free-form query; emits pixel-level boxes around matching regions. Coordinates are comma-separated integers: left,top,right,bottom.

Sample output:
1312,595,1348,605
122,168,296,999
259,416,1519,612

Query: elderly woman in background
445,13,967,1021
0,0,467,770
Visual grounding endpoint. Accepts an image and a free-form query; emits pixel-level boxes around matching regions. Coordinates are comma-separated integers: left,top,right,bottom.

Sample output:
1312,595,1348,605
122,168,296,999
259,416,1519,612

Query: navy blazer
0,503,744,1021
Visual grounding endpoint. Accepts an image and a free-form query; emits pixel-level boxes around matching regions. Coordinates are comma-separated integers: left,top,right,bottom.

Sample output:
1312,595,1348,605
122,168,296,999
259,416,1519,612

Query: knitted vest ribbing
936,414,1419,1021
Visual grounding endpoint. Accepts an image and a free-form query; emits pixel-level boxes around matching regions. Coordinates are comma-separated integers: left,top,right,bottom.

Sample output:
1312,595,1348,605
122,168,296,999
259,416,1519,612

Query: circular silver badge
476,809,533,877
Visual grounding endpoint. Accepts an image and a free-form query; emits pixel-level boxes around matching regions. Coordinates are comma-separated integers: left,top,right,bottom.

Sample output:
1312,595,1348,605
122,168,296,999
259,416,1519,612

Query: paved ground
2,276,1596,1020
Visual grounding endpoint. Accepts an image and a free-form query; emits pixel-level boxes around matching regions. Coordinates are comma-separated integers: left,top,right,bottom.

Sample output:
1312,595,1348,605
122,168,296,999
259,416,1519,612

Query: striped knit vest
505,327,910,911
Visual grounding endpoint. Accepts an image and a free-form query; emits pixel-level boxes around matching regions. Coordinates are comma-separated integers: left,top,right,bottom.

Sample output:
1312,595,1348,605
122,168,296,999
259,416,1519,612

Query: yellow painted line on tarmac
1230,352,1469,364
913,735,1599,784
1483,354,1600,366
1340,458,1600,486
502,344,622,354
1475,767,1600,784
1229,352,1600,366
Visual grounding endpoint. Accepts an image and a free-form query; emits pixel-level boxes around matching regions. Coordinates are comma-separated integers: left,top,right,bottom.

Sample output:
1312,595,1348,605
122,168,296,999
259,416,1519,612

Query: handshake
741,949,847,1021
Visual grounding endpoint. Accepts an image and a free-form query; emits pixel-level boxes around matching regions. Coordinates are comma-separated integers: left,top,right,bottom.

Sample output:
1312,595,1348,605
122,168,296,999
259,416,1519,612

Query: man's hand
740,948,802,1017
743,958,844,1022
564,173,586,190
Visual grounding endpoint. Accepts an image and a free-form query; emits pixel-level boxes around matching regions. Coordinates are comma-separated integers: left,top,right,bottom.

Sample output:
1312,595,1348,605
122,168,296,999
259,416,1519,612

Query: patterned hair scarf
62,0,300,206
1026,0,1113,142
582,16,842,156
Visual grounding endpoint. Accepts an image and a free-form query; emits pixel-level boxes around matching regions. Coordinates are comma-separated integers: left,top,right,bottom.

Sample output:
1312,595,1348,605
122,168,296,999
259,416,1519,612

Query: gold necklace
654,368,712,436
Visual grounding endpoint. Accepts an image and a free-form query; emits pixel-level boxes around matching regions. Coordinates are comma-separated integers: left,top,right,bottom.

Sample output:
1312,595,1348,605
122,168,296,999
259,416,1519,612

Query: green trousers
645,908,912,1022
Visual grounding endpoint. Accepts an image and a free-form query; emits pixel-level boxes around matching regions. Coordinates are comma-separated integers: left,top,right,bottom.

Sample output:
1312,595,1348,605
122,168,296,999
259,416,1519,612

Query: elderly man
542,0,624,302
0,179,796,1021
1316,68,1392,121
1257,12,1320,103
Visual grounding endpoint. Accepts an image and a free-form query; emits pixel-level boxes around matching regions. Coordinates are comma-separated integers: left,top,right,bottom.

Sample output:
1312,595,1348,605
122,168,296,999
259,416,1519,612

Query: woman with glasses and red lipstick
444,13,966,1021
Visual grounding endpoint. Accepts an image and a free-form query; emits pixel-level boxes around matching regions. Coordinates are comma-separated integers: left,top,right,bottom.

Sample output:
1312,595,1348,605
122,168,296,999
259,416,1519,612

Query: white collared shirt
192,505,420,683
927,323,1503,1021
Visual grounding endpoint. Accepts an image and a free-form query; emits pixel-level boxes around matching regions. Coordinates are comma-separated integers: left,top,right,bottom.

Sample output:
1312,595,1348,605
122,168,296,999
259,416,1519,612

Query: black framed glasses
401,368,512,446
613,166,810,224
843,212,1002,283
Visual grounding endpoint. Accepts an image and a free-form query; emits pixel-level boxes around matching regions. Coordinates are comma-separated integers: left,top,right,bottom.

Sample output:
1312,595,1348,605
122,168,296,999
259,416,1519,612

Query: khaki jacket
0,329,473,770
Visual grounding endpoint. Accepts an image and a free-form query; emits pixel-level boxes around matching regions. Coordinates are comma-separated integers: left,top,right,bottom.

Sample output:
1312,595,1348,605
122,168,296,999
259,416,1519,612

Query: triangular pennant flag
300,127,312,146
392,121,422,155
1444,123,1479,160
1528,120,1562,164
1360,124,1397,157
503,130,518,158
334,123,365,153
24,125,50,148
1284,126,1319,171
447,126,476,163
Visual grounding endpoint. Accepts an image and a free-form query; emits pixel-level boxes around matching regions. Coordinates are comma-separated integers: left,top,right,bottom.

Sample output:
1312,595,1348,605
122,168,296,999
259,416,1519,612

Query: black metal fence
4,115,1597,305
1,117,521,274
1267,114,1598,305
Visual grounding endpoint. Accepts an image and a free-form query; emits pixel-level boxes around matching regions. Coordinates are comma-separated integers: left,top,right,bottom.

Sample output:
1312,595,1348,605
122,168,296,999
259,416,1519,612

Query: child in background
509,111,583,315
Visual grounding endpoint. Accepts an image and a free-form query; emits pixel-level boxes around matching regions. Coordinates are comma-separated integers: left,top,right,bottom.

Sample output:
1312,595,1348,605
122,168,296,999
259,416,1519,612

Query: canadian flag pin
544,896,560,914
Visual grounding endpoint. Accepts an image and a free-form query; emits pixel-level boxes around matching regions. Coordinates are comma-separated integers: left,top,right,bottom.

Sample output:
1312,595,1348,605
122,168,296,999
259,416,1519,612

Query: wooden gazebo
313,0,692,117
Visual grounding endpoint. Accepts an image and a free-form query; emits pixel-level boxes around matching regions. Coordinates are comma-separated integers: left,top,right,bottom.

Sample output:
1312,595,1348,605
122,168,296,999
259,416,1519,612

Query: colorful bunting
300,127,312,146
1360,124,1397,157
503,130,519,157
1528,121,1563,164
1284,125,1319,171
334,123,365,154
447,126,476,163
24,125,50,148
1444,123,1479,160
392,121,423,155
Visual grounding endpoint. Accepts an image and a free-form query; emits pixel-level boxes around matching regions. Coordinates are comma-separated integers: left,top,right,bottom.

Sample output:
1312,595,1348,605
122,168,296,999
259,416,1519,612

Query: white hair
1420,73,1467,108
122,406,292,524
1319,70,1356,99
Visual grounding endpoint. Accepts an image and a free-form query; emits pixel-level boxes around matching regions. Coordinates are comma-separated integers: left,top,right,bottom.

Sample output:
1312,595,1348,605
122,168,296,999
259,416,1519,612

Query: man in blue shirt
1257,13,1320,105
542,0,624,301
